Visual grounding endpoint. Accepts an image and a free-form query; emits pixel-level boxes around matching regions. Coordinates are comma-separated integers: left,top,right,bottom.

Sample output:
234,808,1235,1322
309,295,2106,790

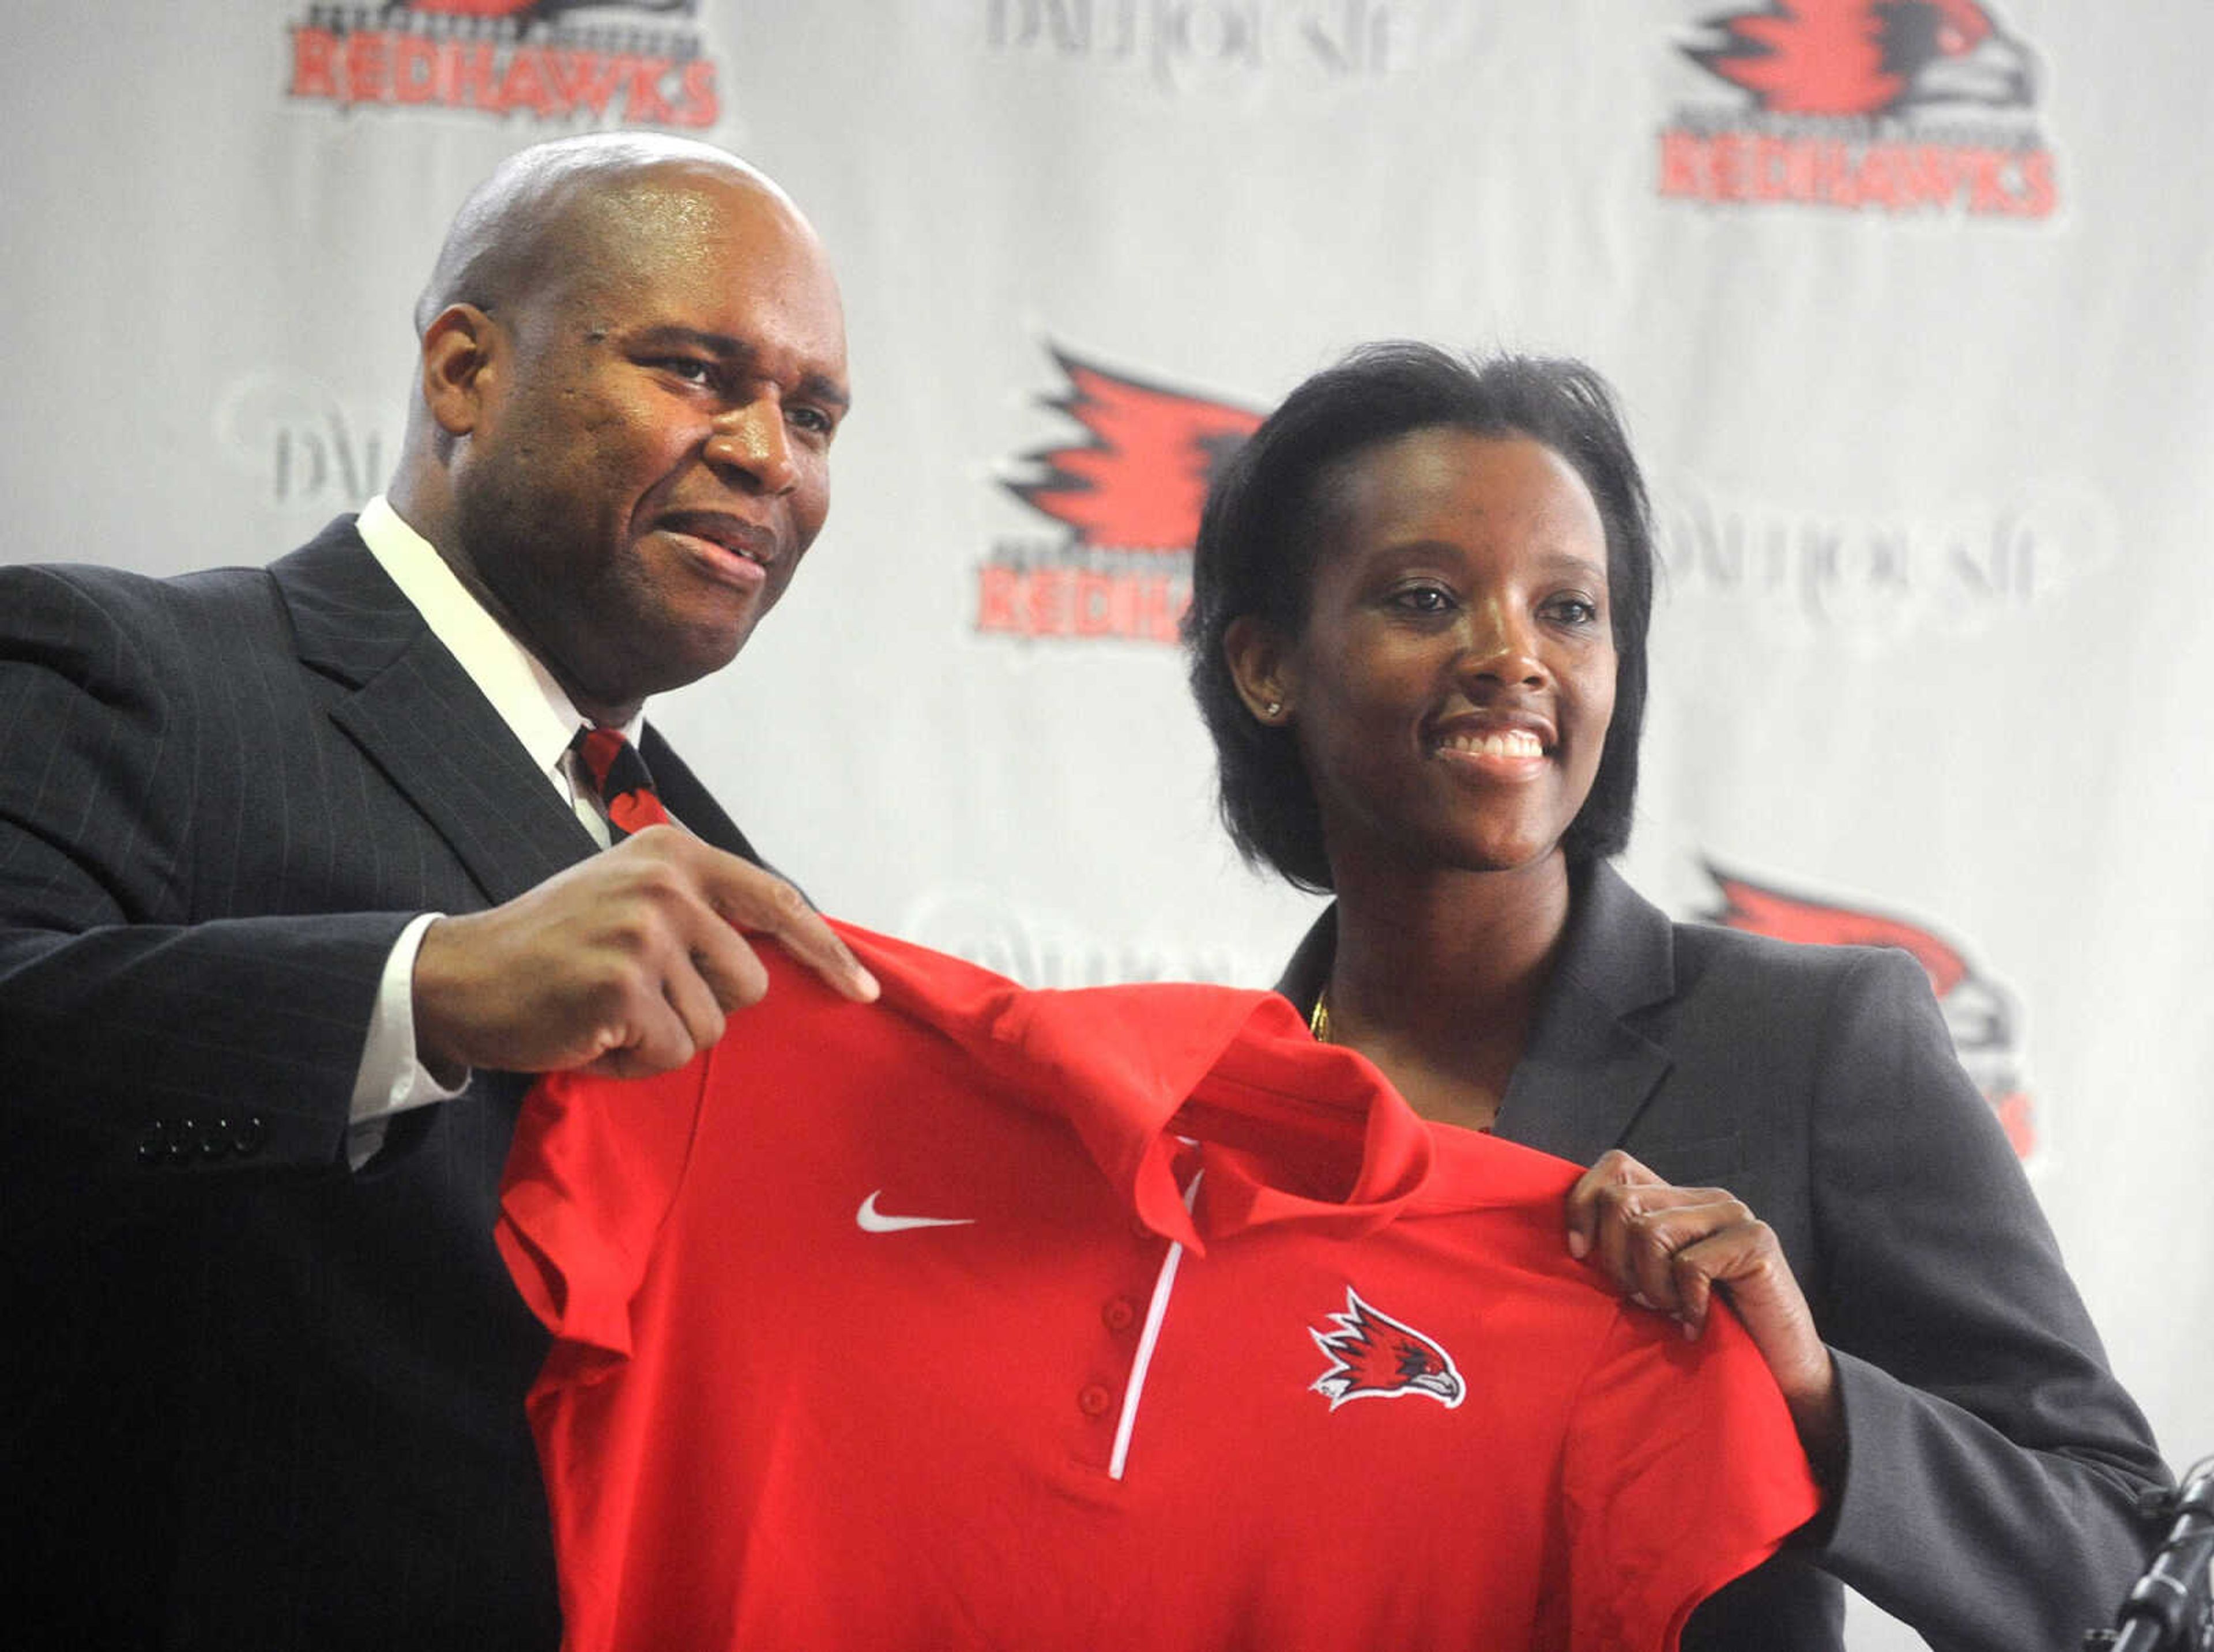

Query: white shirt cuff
347,912,470,1167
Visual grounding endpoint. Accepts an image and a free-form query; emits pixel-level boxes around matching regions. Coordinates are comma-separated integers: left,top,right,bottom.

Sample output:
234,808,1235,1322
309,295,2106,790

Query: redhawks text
1659,129,2056,217
288,27,718,127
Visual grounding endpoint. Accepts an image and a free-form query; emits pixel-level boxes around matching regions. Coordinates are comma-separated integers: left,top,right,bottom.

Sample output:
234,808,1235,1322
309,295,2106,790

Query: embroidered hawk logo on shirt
1309,1288,1464,1412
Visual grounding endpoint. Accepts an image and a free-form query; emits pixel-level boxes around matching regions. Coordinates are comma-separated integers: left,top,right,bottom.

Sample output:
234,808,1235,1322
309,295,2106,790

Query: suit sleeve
0,564,406,1180
1804,947,2166,1651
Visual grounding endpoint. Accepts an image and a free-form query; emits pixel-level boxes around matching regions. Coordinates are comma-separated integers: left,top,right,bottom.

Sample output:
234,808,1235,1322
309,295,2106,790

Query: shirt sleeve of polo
496,1057,710,1373
1561,1301,1823,1651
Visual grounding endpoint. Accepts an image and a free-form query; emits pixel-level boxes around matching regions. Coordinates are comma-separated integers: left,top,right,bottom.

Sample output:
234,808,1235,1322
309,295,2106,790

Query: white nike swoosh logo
856,1190,977,1234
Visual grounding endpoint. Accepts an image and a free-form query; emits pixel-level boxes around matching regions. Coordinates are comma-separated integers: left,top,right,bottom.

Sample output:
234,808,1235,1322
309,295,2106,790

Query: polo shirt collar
849,930,1436,1254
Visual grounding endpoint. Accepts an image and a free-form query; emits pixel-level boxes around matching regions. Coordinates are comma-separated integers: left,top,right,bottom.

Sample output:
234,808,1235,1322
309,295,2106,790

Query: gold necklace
1308,987,1331,1043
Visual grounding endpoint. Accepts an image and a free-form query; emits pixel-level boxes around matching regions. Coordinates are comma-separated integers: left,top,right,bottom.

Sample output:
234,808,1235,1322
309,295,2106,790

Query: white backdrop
5,3,2209,1645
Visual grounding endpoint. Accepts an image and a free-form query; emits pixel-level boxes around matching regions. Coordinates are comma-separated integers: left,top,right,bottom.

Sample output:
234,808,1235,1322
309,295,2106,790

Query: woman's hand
1565,1149,1843,1484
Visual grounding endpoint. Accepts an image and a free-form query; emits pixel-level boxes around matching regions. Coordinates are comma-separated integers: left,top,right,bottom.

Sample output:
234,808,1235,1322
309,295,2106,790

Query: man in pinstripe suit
0,134,876,1650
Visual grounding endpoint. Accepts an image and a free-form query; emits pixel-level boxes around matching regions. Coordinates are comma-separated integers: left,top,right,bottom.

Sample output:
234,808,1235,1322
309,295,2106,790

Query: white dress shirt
346,496,643,1161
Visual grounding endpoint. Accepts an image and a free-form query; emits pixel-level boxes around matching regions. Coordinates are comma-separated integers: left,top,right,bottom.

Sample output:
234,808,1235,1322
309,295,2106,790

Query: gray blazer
0,518,759,1651
1279,861,2166,1651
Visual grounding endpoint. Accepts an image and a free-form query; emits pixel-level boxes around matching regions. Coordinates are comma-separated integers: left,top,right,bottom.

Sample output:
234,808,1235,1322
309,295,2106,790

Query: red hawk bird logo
1701,861,2036,1157
1004,346,1262,553
401,0,693,17
1683,0,2036,117
1309,1288,1464,1412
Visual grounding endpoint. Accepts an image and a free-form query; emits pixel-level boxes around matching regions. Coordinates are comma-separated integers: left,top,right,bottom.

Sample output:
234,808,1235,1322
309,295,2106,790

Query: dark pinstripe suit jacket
0,518,759,1651
1279,863,2167,1652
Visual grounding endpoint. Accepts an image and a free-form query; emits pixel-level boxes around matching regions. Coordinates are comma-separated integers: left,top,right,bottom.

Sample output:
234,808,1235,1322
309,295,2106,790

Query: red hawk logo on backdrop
1686,0,2034,116
287,0,718,127
1701,862,2038,1159
1659,2,2058,217
1005,351,1263,554
979,344,1262,644
1309,1289,1465,1412
402,0,694,17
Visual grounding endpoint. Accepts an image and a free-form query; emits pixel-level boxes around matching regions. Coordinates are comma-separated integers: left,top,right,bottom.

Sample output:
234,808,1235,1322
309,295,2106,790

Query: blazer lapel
1493,861,1676,1165
639,725,762,868
273,518,597,908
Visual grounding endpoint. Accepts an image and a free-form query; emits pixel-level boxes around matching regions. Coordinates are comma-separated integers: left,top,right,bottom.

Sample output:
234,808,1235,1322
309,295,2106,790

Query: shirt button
1101,1297,1137,1334
1077,1383,1113,1419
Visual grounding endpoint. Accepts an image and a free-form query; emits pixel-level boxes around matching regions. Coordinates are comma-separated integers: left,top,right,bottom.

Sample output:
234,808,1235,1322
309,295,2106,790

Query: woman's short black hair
1184,342,1655,891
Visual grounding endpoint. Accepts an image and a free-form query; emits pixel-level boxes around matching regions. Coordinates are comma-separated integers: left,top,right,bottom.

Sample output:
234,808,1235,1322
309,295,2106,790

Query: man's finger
684,911,774,1014
660,952,730,1056
581,991,697,1080
704,858,879,1002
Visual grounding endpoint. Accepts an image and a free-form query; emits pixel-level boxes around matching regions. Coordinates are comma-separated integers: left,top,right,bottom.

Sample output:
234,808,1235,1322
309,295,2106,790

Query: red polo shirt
499,923,1818,1651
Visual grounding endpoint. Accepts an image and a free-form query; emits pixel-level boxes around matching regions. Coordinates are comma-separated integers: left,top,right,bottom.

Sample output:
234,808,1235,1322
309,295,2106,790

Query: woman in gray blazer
1184,341,2167,1651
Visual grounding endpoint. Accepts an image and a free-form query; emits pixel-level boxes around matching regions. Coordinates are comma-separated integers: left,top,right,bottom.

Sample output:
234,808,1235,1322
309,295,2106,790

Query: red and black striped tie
573,727,675,841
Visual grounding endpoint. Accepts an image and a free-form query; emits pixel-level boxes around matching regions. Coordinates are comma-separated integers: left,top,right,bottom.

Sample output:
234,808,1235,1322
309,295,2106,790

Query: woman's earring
1263,700,1283,721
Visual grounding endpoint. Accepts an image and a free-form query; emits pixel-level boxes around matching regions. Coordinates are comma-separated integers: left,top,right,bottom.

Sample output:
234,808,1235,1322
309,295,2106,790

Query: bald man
0,136,873,1651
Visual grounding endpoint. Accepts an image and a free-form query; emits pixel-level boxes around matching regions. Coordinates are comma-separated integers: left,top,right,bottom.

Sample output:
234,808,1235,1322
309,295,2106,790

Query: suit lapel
273,519,597,908
1493,861,1676,1164
639,725,761,867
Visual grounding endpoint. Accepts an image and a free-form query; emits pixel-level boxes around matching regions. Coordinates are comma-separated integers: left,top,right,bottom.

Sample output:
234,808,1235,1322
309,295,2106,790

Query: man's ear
418,304,499,438
1223,615,1298,727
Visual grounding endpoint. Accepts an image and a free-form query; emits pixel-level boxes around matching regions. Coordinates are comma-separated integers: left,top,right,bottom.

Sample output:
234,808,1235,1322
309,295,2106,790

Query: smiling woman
1183,343,2170,1652
1229,429,1617,901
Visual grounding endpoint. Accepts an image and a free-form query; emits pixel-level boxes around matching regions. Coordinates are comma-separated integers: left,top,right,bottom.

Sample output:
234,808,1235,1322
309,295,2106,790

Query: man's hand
1565,1148,1843,1481
411,825,878,1080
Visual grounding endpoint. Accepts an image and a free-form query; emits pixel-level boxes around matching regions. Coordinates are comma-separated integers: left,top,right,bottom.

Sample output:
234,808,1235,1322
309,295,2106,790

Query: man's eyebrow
630,325,850,410
797,372,852,413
